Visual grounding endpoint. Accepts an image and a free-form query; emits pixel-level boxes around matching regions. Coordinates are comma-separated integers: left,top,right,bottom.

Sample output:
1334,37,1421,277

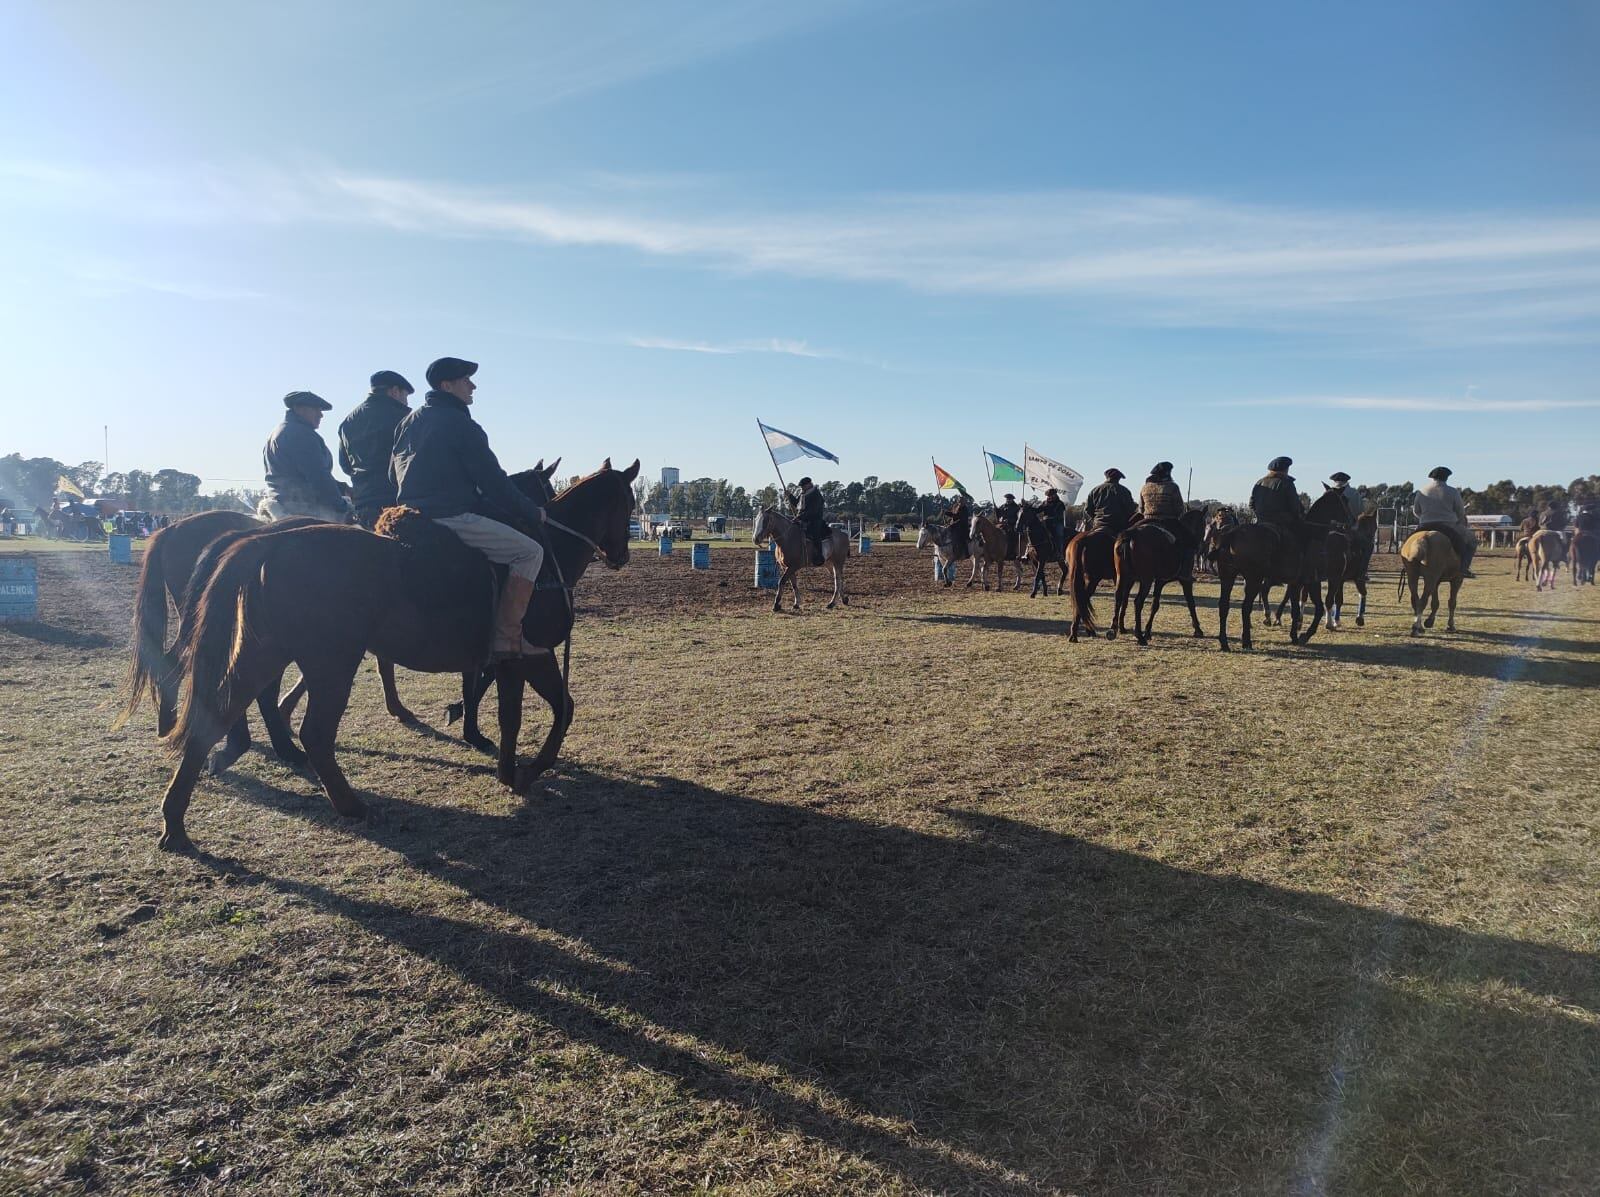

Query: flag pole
757,418,789,508
1186,467,1193,504
982,447,996,508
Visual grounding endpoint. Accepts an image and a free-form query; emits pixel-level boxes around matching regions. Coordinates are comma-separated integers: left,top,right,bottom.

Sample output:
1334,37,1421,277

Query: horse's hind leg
1138,581,1159,645
455,669,496,754
207,714,253,776
258,670,307,767
1240,577,1257,650
1217,569,1233,651
277,673,308,726
1355,578,1368,627
494,660,526,789
1446,578,1461,632
159,744,210,853
377,657,416,723
1180,577,1204,637
296,659,366,819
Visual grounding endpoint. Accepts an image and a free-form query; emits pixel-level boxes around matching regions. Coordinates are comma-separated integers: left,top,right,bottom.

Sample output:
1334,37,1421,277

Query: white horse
754,508,850,612
916,523,967,587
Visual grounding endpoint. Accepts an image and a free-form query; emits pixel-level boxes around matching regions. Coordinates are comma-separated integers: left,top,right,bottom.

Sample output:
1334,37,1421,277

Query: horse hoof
157,828,196,854
277,747,309,770
465,734,497,756
1355,617,1364,627
445,702,464,725
1217,641,1230,652
388,705,418,725
332,798,367,820
205,750,239,776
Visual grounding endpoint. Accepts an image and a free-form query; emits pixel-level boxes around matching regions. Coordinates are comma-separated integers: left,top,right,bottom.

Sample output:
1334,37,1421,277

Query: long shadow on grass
207,766,1600,1195
0,620,114,649
1315,638,1600,688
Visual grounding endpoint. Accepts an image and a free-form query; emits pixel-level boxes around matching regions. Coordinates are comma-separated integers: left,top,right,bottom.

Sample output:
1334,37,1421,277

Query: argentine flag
758,420,840,465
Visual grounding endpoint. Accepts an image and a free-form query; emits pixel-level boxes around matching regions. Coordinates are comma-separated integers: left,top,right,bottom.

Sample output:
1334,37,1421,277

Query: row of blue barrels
0,555,38,622
661,535,874,587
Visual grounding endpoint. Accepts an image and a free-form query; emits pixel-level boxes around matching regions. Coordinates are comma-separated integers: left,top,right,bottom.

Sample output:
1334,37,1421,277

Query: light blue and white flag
758,420,840,465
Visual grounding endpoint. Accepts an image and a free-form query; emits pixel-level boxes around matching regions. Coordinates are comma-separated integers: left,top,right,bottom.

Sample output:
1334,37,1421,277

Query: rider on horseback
1539,499,1570,533
339,369,414,529
997,493,1021,559
261,391,353,523
790,477,828,564
1327,471,1363,523
1132,462,1196,578
1083,468,1135,535
1413,466,1476,578
390,357,547,659
1039,487,1068,548
944,491,972,558
1250,456,1303,566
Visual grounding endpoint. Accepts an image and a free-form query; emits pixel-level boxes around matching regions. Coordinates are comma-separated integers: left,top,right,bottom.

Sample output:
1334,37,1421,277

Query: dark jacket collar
284,409,317,431
424,389,471,414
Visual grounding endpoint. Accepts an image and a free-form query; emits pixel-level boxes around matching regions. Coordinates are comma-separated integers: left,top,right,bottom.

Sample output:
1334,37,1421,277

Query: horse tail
1070,539,1096,624
164,535,275,755
112,524,173,730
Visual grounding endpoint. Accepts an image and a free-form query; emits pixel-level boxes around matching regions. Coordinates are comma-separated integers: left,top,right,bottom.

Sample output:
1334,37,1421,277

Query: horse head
553,458,639,569
1307,487,1352,526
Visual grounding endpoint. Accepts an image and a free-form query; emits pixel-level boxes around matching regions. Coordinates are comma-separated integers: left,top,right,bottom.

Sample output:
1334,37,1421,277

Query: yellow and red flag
932,462,969,496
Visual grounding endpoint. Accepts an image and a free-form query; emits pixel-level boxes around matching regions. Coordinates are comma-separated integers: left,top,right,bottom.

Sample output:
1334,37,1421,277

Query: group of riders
260,358,553,660
921,456,1596,582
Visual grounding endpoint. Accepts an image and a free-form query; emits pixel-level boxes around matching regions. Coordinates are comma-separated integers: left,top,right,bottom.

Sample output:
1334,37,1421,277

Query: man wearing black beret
391,358,547,659
338,370,414,528
260,391,351,522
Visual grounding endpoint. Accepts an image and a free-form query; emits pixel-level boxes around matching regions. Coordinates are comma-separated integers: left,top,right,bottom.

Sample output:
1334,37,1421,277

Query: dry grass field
1,542,1597,1195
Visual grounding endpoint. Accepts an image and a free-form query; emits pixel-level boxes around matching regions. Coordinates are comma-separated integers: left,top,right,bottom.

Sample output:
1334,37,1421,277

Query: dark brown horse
1016,502,1071,598
1065,528,1123,642
156,459,639,852
114,510,314,771
1268,491,1377,630
1214,515,1329,651
1107,509,1208,645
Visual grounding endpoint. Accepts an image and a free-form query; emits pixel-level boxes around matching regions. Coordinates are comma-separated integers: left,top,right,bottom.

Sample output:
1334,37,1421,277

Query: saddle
373,506,500,612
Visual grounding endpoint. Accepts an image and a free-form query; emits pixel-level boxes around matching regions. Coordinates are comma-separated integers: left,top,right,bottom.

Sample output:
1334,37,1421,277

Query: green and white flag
985,450,1025,483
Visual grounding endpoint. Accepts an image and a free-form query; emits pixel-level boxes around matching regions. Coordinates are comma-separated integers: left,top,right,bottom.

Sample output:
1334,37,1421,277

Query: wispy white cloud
628,335,830,358
70,260,267,303
8,157,1600,344
1222,395,1600,413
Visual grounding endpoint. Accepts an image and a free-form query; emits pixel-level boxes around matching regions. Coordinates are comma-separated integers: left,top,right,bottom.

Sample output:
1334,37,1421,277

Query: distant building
661,467,680,490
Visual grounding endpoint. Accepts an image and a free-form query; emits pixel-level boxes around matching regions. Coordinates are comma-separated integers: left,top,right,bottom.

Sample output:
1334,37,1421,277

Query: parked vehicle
881,524,903,542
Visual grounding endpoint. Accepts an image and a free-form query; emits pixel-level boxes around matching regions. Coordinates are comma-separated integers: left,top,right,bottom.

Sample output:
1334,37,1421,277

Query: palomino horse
156,460,639,852
1015,502,1070,598
1214,519,1329,651
1397,529,1463,635
916,523,968,587
1108,510,1208,645
753,507,849,612
967,512,1025,591
1065,527,1123,643
115,510,318,771
1530,530,1567,591
1514,536,1535,581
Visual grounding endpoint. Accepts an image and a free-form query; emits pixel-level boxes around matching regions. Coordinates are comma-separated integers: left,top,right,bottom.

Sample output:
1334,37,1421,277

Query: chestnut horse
1269,491,1376,630
1108,509,1208,645
114,510,319,771
1065,527,1122,643
1571,529,1599,585
156,460,638,852
1530,530,1567,591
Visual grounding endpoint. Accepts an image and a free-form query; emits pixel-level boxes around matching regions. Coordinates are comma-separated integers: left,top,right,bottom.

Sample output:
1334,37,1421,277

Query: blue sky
3,0,1597,501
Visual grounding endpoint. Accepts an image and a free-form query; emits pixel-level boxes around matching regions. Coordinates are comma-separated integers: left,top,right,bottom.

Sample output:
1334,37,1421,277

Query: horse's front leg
790,567,803,611
1446,578,1461,631
1240,576,1257,650
774,568,792,612
256,669,306,768
519,650,571,783
494,659,526,789
1300,575,1325,645
1180,577,1203,637
455,668,496,754
1355,578,1368,627
1217,569,1233,651
1137,580,1157,645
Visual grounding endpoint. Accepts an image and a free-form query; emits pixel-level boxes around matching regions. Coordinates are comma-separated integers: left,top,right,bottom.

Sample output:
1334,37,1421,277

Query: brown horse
1214,519,1328,651
1015,502,1070,598
1397,529,1462,635
1065,528,1123,642
114,510,313,771
1530,530,1567,591
1572,529,1599,585
1269,491,1376,630
156,460,639,852
753,507,849,611
967,511,1025,591
1108,510,1208,645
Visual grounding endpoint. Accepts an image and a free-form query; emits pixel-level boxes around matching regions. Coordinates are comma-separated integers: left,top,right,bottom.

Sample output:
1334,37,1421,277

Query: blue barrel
691,541,711,570
0,555,39,622
108,534,133,564
658,536,673,557
754,547,780,588
858,534,872,555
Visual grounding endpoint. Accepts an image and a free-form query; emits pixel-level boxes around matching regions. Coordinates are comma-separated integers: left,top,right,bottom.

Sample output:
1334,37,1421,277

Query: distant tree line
629,475,945,525
0,454,260,515
1342,476,1599,522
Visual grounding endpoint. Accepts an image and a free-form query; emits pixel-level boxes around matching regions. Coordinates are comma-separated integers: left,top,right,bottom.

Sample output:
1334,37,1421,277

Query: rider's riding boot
491,574,537,660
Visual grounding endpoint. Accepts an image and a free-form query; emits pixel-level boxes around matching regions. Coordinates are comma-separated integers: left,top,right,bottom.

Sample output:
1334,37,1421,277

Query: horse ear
1323,483,1332,491
622,459,640,482
601,457,613,472
545,456,561,476
533,458,544,472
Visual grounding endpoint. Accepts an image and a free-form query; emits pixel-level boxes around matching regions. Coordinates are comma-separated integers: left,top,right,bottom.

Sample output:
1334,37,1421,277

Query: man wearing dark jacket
997,493,1021,559
391,358,545,659
339,369,413,528
1135,461,1195,574
791,477,828,562
261,391,351,522
1039,487,1069,547
1250,457,1302,529
1083,468,1135,535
